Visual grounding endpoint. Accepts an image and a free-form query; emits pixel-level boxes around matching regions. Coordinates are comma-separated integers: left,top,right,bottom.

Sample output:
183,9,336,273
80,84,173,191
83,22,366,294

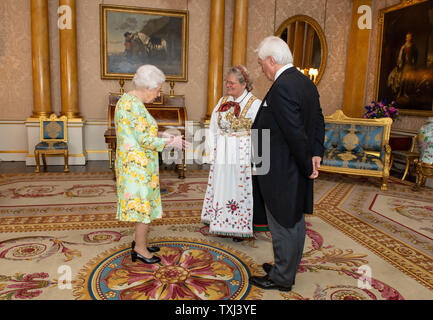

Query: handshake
159,132,191,150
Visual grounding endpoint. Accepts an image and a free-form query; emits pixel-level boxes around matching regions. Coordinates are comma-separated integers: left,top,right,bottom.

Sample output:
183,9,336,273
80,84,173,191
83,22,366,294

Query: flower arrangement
363,100,399,120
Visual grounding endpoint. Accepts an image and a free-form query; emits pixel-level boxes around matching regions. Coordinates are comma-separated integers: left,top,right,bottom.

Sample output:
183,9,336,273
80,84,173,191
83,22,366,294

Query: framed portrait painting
375,0,433,116
100,5,188,82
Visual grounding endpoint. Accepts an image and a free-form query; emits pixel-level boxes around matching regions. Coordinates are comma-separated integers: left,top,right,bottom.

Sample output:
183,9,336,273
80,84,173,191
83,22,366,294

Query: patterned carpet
0,170,432,300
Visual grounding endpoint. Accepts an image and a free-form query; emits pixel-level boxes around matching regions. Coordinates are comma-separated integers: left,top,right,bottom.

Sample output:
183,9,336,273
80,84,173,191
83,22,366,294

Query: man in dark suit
249,36,325,291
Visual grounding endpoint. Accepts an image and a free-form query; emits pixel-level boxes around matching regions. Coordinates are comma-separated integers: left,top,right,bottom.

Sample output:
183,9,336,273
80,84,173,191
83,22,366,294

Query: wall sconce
308,68,318,82
296,67,319,83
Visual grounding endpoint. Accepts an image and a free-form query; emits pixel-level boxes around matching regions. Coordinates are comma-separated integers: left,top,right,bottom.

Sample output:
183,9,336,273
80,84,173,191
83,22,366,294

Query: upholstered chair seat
35,141,68,150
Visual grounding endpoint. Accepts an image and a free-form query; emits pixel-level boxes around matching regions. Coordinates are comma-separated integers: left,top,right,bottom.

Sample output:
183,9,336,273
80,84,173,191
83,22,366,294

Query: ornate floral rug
0,170,432,300
0,171,207,232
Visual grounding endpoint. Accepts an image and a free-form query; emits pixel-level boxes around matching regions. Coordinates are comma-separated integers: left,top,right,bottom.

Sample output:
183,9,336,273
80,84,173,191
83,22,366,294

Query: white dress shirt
274,63,294,81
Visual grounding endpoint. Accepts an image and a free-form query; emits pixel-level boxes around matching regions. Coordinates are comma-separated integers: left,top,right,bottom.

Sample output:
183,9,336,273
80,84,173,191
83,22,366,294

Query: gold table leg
413,160,433,191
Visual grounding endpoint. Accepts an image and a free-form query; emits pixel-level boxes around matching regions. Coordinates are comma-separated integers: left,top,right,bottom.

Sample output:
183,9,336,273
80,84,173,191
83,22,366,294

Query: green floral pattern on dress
114,93,166,223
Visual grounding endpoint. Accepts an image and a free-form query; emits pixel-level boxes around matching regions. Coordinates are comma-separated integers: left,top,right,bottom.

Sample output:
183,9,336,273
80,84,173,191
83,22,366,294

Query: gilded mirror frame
275,15,328,85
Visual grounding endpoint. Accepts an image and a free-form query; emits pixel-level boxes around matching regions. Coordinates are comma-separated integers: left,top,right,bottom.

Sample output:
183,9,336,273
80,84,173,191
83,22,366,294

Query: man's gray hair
256,36,293,65
133,65,166,90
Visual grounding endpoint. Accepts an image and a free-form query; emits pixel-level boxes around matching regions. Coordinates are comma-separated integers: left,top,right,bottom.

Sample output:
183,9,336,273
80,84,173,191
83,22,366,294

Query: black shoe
249,275,292,292
262,263,273,274
131,250,161,264
131,241,160,253
261,263,295,285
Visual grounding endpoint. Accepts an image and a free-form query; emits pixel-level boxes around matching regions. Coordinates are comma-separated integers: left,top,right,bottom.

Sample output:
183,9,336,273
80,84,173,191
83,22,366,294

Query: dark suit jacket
252,67,325,228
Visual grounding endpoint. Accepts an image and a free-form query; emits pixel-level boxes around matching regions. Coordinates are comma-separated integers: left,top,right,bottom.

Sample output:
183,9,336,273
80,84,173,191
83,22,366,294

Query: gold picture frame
374,0,433,116
100,4,189,82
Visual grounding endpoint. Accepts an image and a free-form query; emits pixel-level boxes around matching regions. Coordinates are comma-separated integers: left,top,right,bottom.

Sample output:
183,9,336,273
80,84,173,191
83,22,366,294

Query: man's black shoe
262,263,273,274
249,275,292,292
261,263,295,285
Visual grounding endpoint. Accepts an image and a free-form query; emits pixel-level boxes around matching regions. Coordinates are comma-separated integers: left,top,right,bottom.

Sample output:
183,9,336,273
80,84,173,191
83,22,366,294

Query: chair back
40,114,68,142
410,134,419,153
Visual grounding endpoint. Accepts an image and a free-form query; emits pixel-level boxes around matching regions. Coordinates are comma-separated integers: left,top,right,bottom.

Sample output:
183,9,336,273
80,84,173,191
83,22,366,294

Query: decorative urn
418,117,433,164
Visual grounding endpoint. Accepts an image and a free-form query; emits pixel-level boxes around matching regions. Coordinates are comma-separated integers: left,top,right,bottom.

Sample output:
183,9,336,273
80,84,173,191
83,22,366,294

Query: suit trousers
265,205,306,287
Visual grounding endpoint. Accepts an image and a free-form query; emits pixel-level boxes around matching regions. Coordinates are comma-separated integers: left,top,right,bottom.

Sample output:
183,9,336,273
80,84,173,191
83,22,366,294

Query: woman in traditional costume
201,65,262,241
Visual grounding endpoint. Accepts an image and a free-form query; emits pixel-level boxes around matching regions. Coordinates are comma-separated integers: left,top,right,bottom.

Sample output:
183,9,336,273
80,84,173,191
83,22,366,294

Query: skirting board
0,120,203,164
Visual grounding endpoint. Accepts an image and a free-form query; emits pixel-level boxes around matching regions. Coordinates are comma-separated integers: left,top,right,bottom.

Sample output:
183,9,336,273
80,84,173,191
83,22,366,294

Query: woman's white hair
132,65,166,90
256,36,293,65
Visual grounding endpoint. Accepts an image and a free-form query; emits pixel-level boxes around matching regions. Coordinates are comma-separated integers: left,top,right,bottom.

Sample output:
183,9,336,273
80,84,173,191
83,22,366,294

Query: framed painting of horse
375,0,433,116
100,5,189,82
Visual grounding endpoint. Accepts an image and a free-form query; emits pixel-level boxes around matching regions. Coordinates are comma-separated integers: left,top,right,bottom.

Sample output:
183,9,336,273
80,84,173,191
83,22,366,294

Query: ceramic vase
418,117,433,164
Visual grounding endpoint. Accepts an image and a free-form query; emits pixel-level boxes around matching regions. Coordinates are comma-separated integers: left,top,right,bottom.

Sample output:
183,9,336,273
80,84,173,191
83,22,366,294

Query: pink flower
297,265,308,273
364,101,399,120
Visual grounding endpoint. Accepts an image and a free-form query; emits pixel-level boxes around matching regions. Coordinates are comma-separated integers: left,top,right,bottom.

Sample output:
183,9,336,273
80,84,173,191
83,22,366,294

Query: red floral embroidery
226,200,239,213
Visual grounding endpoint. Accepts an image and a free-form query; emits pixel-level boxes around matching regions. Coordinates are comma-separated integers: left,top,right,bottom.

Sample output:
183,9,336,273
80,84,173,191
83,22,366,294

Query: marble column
59,0,81,119
30,0,52,118
205,0,225,120
231,0,248,67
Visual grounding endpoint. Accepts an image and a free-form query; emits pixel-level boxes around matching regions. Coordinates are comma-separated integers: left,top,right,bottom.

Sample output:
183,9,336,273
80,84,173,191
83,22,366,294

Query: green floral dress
114,93,166,223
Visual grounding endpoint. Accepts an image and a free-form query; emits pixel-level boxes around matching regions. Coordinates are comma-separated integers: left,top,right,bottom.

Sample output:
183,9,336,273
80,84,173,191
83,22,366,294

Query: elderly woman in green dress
114,65,186,264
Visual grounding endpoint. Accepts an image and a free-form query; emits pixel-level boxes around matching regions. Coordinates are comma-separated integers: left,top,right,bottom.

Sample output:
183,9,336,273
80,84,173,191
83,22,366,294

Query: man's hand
309,156,322,179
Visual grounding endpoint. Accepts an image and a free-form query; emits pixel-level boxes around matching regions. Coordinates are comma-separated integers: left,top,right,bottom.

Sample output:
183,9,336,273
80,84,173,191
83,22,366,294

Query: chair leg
42,153,47,169
413,162,423,191
401,159,410,181
381,175,389,191
421,176,427,187
35,151,40,173
64,150,69,172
